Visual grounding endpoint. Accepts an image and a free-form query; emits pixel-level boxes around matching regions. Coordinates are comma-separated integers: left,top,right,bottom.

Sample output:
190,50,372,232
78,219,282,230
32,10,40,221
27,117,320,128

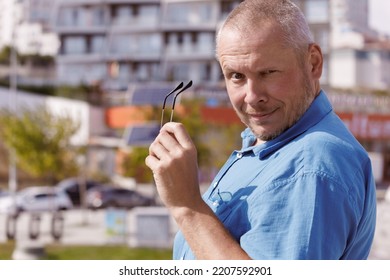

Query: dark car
56,178,103,207
86,186,155,210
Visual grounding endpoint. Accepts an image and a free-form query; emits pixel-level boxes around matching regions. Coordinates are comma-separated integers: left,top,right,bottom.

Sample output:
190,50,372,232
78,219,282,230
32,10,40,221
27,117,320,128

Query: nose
244,79,268,105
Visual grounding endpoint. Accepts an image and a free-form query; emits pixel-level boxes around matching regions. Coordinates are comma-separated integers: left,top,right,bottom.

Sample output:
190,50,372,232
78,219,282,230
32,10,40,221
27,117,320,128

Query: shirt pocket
214,202,233,223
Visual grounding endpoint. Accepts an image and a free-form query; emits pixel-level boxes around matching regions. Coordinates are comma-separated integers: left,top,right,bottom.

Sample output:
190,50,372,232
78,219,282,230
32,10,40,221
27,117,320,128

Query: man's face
217,22,318,143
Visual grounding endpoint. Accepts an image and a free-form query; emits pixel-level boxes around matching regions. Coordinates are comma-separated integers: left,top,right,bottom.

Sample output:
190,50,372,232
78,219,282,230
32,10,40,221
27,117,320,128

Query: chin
250,126,285,142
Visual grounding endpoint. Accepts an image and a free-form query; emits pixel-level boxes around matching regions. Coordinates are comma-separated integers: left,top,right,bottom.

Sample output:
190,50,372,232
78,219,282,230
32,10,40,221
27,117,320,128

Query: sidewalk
1,200,389,259
0,207,177,248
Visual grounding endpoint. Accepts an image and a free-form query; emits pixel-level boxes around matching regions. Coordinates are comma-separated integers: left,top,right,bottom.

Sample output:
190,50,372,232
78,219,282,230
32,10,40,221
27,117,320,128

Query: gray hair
216,0,314,59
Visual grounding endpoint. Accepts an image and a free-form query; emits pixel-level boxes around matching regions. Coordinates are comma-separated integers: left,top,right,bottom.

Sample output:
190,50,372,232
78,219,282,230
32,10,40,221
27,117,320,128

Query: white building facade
330,46,390,90
54,0,243,89
0,86,107,146
0,0,59,56
330,0,377,48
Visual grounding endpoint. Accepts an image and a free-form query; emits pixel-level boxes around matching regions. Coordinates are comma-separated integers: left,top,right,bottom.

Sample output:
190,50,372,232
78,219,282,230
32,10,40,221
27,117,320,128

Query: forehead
216,23,295,68
217,21,285,57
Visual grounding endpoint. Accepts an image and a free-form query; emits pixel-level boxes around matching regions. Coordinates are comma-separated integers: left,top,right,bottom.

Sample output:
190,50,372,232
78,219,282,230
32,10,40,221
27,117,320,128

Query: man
145,0,376,259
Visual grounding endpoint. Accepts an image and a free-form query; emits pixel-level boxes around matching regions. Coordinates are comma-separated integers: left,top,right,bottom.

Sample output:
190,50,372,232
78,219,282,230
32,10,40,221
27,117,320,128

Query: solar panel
122,123,160,146
129,85,176,106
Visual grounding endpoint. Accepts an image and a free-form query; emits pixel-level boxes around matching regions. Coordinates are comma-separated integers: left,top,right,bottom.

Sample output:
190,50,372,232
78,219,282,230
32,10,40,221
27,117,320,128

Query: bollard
28,213,41,240
12,241,47,260
5,213,18,240
51,211,64,241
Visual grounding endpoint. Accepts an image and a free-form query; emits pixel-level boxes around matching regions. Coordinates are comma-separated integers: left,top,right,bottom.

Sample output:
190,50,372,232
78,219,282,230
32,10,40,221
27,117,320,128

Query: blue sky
369,0,390,35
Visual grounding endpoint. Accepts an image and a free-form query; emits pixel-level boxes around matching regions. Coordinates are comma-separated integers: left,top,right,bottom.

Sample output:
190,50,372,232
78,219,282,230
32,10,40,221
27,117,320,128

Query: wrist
169,201,210,227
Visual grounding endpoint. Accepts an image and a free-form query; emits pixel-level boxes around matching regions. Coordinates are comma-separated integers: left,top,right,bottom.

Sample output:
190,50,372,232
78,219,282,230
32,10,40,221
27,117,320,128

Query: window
58,7,78,26
138,5,159,25
138,34,161,54
91,36,106,54
199,63,212,81
110,35,131,54
64,36,86,54
305,0,329,23
91,6,106,26
198,32,214,52
315,29,329,53
165,2,214,25
115,5,132,25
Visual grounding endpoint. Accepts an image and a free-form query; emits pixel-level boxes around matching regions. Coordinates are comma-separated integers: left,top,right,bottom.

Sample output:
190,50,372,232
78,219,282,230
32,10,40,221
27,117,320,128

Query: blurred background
0,0,389,260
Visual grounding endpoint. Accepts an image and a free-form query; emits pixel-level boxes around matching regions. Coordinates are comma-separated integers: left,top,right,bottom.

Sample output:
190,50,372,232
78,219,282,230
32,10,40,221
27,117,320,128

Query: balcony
164,43,215,61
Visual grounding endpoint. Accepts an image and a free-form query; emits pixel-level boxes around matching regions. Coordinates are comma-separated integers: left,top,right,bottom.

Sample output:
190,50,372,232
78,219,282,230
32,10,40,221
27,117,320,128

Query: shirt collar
240,90,333,159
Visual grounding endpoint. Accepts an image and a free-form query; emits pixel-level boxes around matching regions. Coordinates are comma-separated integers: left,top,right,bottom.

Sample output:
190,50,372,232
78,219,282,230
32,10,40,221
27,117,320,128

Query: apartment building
53,0,337,92
330,0,377,48
0,0,59,56
330,45,390,90
54,0,243,90
0,0,23,50
292,0,331,84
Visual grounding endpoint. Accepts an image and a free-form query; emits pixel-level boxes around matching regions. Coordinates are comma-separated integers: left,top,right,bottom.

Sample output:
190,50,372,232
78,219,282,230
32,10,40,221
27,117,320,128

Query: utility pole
5,0,22,241
8,0,21,214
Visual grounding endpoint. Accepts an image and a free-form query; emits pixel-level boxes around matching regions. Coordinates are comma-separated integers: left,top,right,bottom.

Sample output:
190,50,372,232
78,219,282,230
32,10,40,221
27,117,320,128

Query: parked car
0,186,73,214
0,194,13,214
86,186,155,210
56,177,103,207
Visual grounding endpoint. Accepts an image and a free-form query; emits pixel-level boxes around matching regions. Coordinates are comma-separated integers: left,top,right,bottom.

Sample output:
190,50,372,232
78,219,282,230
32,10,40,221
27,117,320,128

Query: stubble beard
246,75,316,142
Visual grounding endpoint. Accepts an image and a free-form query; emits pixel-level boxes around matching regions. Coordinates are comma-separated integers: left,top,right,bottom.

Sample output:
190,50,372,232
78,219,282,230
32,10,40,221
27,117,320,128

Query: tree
0,106,80,183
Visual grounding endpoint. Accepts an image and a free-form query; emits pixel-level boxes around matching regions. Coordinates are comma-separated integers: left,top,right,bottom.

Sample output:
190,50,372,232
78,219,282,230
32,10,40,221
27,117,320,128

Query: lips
246,108,277,121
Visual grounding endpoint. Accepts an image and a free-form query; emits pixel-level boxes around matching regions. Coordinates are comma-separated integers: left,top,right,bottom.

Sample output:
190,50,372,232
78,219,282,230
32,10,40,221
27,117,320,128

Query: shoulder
262,112,373,196
299,112,371,178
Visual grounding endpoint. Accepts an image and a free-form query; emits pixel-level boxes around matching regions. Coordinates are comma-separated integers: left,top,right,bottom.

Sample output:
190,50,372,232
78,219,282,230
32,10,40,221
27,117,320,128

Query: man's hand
145,122,250,260
145,122,203,213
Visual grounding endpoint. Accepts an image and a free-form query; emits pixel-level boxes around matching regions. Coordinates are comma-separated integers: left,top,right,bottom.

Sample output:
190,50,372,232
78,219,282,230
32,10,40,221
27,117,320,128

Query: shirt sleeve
239,172,360,259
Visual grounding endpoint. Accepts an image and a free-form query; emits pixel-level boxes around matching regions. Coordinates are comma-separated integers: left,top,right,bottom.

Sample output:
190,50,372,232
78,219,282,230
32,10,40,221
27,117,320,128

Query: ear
308,43,323,79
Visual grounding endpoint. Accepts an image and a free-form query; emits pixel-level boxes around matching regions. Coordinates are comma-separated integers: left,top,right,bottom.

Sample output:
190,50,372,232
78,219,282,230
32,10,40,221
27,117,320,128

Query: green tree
0,106,80,183
121,147,152,183
0,46,11,64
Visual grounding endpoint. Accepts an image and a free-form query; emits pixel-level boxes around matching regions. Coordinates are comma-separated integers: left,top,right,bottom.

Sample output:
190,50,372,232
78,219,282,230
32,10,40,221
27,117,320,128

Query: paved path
1,199,390,259
0,207,176,247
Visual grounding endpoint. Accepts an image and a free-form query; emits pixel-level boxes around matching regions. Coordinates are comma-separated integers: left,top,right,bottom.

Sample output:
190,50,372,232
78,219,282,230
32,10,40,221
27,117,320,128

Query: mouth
247,108,277,122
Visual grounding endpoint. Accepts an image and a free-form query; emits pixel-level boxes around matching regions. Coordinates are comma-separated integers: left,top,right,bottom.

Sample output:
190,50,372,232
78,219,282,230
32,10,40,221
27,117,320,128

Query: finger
145,154,159,170
161,122,194,149
149,140,170,160
157,129,183,154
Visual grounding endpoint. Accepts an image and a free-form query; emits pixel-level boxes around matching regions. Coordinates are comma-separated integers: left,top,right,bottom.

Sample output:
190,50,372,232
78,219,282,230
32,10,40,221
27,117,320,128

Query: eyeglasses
210,190,232,207
160,80,193,127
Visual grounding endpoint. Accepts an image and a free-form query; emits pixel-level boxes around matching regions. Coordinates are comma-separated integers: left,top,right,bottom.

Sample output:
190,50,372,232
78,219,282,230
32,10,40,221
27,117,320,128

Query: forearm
145,123,249,259
171,202,251,260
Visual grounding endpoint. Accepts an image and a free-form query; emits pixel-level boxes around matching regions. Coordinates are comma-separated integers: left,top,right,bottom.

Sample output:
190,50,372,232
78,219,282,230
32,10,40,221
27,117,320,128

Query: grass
0,241,172,260
0,241,15,260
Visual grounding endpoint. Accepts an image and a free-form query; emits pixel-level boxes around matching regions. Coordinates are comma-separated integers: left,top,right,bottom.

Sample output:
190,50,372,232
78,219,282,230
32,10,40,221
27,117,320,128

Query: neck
254,138,266,146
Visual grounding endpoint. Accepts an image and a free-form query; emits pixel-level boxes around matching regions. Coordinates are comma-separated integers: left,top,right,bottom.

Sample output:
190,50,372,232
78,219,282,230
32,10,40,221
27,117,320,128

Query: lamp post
6,0,22,240
8,6,18,202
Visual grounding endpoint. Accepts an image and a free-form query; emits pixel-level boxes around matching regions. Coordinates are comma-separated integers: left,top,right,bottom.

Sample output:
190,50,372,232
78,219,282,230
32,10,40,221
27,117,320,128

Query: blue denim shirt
173,90,376,260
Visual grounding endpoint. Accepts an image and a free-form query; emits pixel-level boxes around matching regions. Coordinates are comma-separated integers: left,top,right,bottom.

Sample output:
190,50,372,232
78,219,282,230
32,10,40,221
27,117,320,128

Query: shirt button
236,152,243,159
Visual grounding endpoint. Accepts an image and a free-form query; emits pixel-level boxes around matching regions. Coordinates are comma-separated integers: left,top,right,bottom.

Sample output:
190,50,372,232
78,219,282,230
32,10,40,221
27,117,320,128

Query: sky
369,0,390,35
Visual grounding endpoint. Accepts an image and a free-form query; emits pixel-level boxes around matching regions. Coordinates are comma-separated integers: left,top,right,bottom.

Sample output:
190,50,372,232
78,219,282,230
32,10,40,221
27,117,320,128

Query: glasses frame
160,80,193,127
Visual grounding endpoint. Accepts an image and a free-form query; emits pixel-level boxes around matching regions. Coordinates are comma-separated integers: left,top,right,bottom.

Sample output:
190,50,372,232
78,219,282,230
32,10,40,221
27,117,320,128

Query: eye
230,72,245,81
261,69,278,76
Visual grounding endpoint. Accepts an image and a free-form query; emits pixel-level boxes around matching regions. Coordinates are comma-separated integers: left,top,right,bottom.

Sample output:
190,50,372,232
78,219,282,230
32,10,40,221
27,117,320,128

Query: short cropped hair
217,0,314,59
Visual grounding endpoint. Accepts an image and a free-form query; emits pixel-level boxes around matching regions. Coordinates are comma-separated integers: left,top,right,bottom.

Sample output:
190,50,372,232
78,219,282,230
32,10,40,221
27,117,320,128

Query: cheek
226,87,244,109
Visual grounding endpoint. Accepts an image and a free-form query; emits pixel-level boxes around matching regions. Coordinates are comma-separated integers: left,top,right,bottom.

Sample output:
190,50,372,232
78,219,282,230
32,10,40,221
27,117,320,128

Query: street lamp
6,0,23,240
